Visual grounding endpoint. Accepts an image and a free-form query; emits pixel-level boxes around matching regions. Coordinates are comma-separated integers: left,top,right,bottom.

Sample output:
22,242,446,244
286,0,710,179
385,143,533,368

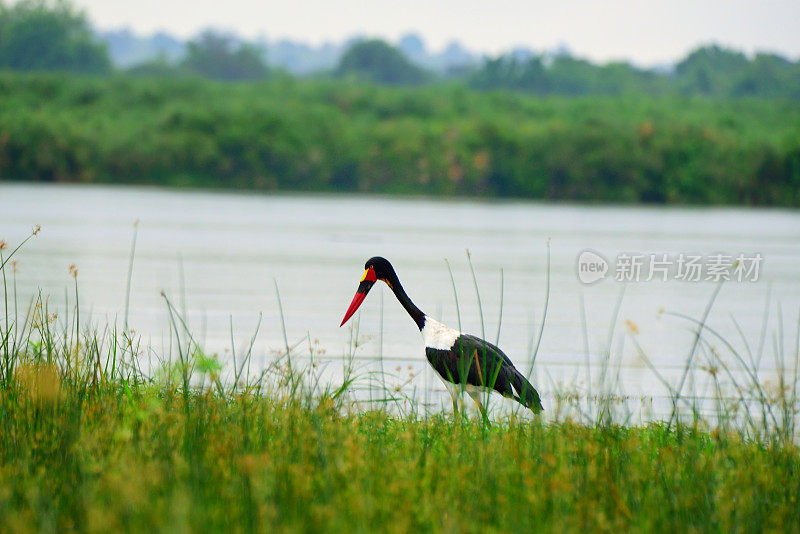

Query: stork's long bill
339,266,377,326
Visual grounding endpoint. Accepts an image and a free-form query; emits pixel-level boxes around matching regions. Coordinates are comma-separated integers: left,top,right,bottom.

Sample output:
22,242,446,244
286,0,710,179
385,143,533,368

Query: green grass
3,383,800,532
1,230,799,532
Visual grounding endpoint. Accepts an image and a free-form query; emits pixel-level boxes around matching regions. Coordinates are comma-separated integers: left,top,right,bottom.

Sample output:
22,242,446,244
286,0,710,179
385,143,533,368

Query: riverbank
2,232,799,532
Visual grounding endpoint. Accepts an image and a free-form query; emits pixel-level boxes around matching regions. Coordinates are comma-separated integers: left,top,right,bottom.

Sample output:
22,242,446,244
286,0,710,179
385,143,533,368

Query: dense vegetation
1,72,799,206
1,232,799,532
1,0,799,206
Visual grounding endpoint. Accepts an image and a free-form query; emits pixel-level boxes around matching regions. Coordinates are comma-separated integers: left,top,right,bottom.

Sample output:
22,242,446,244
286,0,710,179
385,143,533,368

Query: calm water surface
2,183,799,418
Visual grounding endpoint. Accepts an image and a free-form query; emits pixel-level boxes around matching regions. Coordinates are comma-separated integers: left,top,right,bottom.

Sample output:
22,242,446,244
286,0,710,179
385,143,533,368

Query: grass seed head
625,319,639,335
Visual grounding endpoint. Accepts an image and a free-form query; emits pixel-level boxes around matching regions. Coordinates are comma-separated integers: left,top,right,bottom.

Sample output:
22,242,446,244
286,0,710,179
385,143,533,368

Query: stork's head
339,257,396,326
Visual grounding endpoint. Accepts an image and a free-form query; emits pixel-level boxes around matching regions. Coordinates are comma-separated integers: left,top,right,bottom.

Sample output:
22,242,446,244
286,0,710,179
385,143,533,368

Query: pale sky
70,0,800,65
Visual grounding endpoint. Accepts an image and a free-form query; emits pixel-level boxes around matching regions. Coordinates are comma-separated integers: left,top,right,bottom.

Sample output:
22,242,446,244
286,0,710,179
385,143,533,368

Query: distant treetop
335,39,431,85
181,31,269,81
0,0,111,74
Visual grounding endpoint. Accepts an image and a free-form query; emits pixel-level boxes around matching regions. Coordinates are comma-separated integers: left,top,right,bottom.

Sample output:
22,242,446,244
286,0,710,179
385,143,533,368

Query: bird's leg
445,382,462,418
468,391,488,423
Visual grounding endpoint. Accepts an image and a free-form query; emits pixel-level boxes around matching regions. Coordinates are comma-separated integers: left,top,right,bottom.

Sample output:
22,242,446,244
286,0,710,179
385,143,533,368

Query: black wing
426,334,543,413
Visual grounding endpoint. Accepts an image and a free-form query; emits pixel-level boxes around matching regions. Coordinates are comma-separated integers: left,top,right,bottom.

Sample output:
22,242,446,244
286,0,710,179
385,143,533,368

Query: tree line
467,48,800,99
1,0,799,99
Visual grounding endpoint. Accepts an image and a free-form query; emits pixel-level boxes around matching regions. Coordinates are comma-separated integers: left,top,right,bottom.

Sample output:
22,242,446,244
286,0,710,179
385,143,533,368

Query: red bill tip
340,291,367,327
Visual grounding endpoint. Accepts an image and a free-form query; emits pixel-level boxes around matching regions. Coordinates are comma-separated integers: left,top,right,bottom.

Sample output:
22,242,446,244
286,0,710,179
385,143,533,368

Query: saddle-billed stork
340,257,543,415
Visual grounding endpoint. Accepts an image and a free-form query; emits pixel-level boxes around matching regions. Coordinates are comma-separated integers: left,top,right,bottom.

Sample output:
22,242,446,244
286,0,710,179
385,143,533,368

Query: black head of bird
340,256,398,327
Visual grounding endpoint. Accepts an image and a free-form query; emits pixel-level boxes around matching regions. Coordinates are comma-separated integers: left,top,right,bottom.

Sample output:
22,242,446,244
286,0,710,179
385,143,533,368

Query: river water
2,182,799,420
